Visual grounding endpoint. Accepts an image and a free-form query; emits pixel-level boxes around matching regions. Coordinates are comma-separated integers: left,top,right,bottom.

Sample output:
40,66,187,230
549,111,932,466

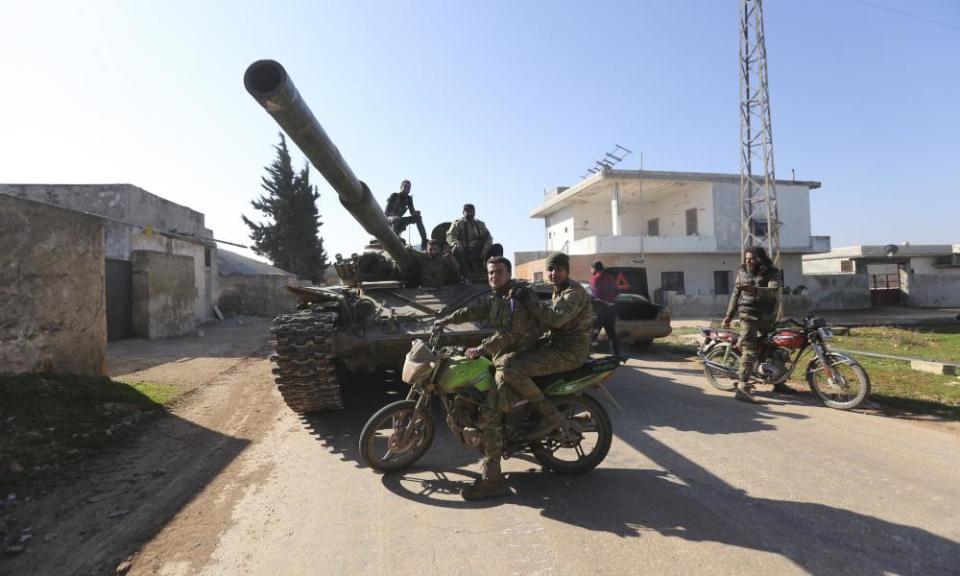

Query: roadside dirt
1,319,281,576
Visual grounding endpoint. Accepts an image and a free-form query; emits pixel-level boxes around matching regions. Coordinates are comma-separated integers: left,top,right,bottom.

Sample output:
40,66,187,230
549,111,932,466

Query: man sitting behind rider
510,251,594,439
435,256,542,500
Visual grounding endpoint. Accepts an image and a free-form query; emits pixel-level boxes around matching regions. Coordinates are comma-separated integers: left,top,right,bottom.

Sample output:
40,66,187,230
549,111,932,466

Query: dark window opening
661,271,685,295
714,270,731,295
647,218,659,236
685,208,698,236
750,219,768,238
204,247,212,268
840,259,854,273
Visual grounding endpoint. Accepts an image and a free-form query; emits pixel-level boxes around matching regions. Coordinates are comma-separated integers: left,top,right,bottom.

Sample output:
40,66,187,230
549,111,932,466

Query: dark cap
546,251,569,271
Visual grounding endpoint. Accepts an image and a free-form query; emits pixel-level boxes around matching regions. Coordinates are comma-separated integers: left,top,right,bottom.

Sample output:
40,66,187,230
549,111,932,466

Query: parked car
581,282,672,346
530,281,672,346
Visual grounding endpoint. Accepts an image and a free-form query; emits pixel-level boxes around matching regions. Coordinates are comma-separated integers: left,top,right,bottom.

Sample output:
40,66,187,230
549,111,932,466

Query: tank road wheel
270,305,343,413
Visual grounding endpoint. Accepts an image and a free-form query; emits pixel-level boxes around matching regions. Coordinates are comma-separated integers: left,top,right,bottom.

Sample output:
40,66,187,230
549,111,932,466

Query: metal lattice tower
739,0,780,267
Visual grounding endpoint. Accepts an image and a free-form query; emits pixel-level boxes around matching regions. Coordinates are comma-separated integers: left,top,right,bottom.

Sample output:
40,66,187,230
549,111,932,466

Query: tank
244,60,494,413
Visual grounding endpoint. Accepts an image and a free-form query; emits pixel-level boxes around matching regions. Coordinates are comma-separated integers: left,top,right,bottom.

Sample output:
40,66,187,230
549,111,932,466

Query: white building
515,169,829,312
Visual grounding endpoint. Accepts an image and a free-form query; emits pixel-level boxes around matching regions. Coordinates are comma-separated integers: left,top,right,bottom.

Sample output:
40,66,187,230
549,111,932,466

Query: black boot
526,396,564,440
461,458,509,501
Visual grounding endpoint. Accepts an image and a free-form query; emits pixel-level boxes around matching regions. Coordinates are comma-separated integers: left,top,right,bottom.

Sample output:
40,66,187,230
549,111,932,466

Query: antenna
581,144,633,179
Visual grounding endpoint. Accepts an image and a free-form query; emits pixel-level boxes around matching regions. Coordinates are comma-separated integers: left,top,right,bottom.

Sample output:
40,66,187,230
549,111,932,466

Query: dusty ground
3,320,960,575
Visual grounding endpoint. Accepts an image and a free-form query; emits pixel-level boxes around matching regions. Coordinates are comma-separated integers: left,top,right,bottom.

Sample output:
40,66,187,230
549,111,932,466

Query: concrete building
515,170,829,313
803,244,960,308
0,184,217,340
216,250,306,317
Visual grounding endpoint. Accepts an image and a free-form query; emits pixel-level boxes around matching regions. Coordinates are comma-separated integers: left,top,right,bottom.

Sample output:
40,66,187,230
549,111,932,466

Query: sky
2,0,958,263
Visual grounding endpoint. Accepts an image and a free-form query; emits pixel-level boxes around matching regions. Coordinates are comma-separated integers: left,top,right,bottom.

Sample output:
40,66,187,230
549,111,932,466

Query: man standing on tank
434,256,541,501
722,246,782,403
446,203,493,280
508,251,593,440
385,179,429,250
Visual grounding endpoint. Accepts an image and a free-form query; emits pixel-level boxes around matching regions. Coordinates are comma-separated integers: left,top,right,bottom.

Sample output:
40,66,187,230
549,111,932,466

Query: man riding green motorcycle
359,256,623,500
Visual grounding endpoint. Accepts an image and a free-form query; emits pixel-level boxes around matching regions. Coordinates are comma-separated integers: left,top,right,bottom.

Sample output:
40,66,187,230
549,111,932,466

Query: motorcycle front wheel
359,400,435,472
702,343,740,391
806,353,871,410
534,393,612,475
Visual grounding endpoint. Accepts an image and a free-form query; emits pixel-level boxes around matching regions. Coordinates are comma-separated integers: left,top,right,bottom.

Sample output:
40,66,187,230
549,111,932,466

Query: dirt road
4,321,959,575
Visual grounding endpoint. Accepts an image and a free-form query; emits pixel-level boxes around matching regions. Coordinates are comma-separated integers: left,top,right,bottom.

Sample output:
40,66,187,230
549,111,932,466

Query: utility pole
739,0,780,269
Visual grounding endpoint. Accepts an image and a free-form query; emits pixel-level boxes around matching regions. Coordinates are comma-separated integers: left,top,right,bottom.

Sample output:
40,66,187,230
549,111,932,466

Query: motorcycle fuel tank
771,329,805,349
437,355,494,393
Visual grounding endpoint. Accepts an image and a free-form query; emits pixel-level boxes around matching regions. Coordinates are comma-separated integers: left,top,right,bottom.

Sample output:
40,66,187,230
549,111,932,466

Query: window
661,271,685,295
840,259,854,273
750,219,768,238
204,247,211,268
685,208,698,236
714,270,731,295
647,218,659,236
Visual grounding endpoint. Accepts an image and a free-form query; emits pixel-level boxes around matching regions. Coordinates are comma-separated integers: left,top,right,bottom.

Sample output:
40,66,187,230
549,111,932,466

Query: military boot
461,459,509,501
734,381,762,404
526,396,565,441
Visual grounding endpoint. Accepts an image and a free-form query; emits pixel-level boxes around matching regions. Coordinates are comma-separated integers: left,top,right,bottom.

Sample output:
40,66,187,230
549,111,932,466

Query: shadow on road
374,360,958,574
301,369,479,470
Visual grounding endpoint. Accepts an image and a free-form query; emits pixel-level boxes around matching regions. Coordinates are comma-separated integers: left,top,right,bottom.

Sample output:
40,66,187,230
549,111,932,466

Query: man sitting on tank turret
412,239,460,288
385,179,429,250
446,203,493,280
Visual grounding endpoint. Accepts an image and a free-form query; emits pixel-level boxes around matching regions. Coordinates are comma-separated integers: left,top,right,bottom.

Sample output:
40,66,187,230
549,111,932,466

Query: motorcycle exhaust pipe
701,359,738,377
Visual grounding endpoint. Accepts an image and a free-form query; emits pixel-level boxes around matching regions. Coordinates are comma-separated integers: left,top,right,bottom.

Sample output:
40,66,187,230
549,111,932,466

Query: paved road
7,331,960,575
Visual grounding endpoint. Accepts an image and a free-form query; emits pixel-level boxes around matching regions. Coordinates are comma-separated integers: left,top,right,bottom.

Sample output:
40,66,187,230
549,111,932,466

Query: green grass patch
0,373,178,492
832,325,960,363
852,357,960,417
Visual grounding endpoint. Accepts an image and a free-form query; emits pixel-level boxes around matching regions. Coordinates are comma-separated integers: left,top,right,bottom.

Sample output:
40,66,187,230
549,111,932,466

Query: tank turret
243,59,414,277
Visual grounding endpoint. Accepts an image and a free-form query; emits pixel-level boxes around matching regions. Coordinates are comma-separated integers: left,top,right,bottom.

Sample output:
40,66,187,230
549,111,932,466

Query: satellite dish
883,244,899,257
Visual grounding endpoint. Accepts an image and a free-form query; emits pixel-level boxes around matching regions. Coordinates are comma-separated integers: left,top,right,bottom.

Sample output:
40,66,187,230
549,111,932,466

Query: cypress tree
242,133,328,283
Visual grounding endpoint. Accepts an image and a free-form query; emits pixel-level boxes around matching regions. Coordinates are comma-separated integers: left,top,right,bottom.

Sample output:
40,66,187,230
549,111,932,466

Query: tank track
270,304,343,413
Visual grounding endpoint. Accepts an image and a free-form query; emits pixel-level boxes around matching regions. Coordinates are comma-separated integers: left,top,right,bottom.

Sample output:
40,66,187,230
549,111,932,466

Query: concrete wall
0,194,106,375
802,273,871,311
666,293,813,319
132,251,197,339
713,182,812,250
216,275,305,318
904,275,960,307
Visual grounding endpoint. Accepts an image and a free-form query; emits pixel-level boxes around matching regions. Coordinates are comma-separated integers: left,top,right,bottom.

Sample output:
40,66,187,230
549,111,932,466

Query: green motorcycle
359,327,623,474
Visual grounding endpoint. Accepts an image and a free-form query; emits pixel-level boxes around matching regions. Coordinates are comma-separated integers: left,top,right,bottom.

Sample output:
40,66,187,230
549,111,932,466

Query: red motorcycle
698,315,870,410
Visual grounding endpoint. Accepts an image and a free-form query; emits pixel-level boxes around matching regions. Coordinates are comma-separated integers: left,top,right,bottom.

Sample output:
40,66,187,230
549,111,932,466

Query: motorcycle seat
531,356,620,388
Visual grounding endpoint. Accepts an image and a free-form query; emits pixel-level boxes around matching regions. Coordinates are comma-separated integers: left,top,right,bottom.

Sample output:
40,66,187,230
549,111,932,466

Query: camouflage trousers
739,315,776,383
495,344,587,411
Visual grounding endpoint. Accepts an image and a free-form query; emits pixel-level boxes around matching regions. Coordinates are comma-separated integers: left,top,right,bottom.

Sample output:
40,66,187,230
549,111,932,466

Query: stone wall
132,251,197,339
0,194,106,375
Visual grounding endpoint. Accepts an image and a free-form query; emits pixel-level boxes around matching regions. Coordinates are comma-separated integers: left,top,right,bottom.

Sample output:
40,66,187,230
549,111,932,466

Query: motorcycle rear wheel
534,394,612,475
359,400,435,472
806,353,871,410
702,343,740,391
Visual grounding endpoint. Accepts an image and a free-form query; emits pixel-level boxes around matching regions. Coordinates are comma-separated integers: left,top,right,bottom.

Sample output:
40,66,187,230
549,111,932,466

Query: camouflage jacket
446,218,492,254
526,280,593,359
447,282,541,361
413,250,459,288
725,265,781,320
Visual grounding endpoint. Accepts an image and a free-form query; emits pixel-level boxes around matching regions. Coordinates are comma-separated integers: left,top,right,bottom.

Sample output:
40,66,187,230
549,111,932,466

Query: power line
852,0,960,32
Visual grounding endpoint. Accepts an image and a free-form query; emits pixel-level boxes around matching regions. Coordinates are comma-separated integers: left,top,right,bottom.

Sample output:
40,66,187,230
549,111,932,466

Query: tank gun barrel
243,59,413,272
